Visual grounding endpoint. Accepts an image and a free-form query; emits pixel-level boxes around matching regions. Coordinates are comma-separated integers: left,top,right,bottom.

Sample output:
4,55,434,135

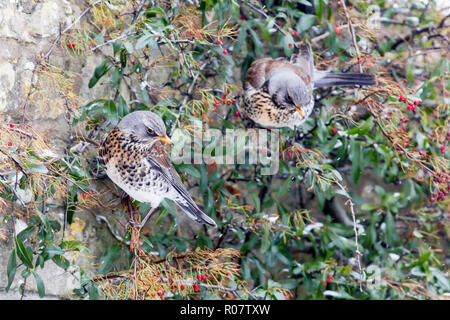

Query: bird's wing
289,43,314,79
145,143,216,226
244,50,313,93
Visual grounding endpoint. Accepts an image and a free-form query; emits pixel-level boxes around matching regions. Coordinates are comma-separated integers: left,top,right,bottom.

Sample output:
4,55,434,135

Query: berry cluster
81,190,95,200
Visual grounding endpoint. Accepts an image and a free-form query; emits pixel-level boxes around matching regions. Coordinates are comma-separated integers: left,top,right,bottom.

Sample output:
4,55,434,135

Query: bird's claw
127,218,143,229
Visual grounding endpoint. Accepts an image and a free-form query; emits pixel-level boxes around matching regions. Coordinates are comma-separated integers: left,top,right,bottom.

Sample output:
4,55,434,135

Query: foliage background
0,0,448,300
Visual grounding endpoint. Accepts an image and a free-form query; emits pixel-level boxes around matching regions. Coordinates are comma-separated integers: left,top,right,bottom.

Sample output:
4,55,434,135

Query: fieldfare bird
99,111,217,228
241,43,376,129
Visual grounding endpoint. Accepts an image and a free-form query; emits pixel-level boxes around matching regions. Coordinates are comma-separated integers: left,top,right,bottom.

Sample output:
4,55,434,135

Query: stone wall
0,0,135,299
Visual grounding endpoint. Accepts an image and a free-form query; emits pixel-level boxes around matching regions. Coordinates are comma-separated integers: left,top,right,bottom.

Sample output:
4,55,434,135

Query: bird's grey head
118,111,172,145
268,68,311,108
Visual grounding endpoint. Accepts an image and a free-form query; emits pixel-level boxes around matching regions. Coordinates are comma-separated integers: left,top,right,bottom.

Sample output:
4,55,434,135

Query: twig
335,181,363,292
43,0,101,60
340,1,363,73
131,0,149,25
95,215,130,245
240,0,287,37
391,13,450,50
372,118,435,175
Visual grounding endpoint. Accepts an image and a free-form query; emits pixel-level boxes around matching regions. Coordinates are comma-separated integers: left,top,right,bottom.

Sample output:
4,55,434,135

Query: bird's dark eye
147,127,156,137
285,94,294,105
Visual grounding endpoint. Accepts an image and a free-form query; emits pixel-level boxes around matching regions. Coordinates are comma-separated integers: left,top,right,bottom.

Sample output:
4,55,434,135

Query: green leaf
87,284,99,300
297,14,316,33
350,138,362,184
88,59,112,88
407,250,432,268
15,237,33,269
260,227,270,254
17,226,36,242
52,255,70,270
120,49,127,68
99,244,120,273
296,0,312,6
118,95,129,117
32,271,45,298
6,249,17,292
111,67,122,89
43,246,65,260
385,211,400,246
178,164,201,179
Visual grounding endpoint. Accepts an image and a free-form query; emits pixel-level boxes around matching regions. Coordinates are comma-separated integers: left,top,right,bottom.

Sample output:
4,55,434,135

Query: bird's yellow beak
294,106,305,117
159,135,173,145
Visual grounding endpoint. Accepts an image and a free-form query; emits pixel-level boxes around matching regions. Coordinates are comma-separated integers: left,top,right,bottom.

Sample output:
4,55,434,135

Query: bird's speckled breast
242,89,313,129
99,127,170,206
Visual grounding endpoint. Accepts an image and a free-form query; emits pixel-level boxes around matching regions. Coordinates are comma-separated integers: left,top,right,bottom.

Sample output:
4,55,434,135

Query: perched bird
98,111,216,228
241,43,376,129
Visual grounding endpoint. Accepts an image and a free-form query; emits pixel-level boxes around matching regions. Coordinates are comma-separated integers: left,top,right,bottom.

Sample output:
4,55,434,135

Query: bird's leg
120,192,134,220
130,207,156,229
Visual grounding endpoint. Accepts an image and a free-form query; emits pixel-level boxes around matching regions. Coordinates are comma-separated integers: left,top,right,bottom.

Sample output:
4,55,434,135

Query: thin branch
335,181,363,292
341,1,363,73
391,13,450,50
43,0,101,60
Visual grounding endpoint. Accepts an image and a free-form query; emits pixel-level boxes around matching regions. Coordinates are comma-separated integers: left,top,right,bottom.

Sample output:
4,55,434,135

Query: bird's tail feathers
313,71,376,88
176,200,217,227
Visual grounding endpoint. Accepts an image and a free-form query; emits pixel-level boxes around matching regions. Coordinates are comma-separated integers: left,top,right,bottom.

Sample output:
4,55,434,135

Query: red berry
180,285,185,290
226,100,231,105
288,43,293,48
430,197,435,203
82,193,87,199
217,40,222,45
222,49,228,55
441,146,445,154
193,284,199,292
288,152,293,157
334,27,340,34
322,281,327,286
401,126,406,131
235,111,240,117
329,1,332,5
88,190,94,195
9,123,14,128
7,142,12,147
337,1,341,6
414,100,420,106
331,128,337,135
131,60,136,65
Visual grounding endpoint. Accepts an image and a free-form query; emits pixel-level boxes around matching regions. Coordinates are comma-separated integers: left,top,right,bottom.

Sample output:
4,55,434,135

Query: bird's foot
128,207,156,230
128,218,144,229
